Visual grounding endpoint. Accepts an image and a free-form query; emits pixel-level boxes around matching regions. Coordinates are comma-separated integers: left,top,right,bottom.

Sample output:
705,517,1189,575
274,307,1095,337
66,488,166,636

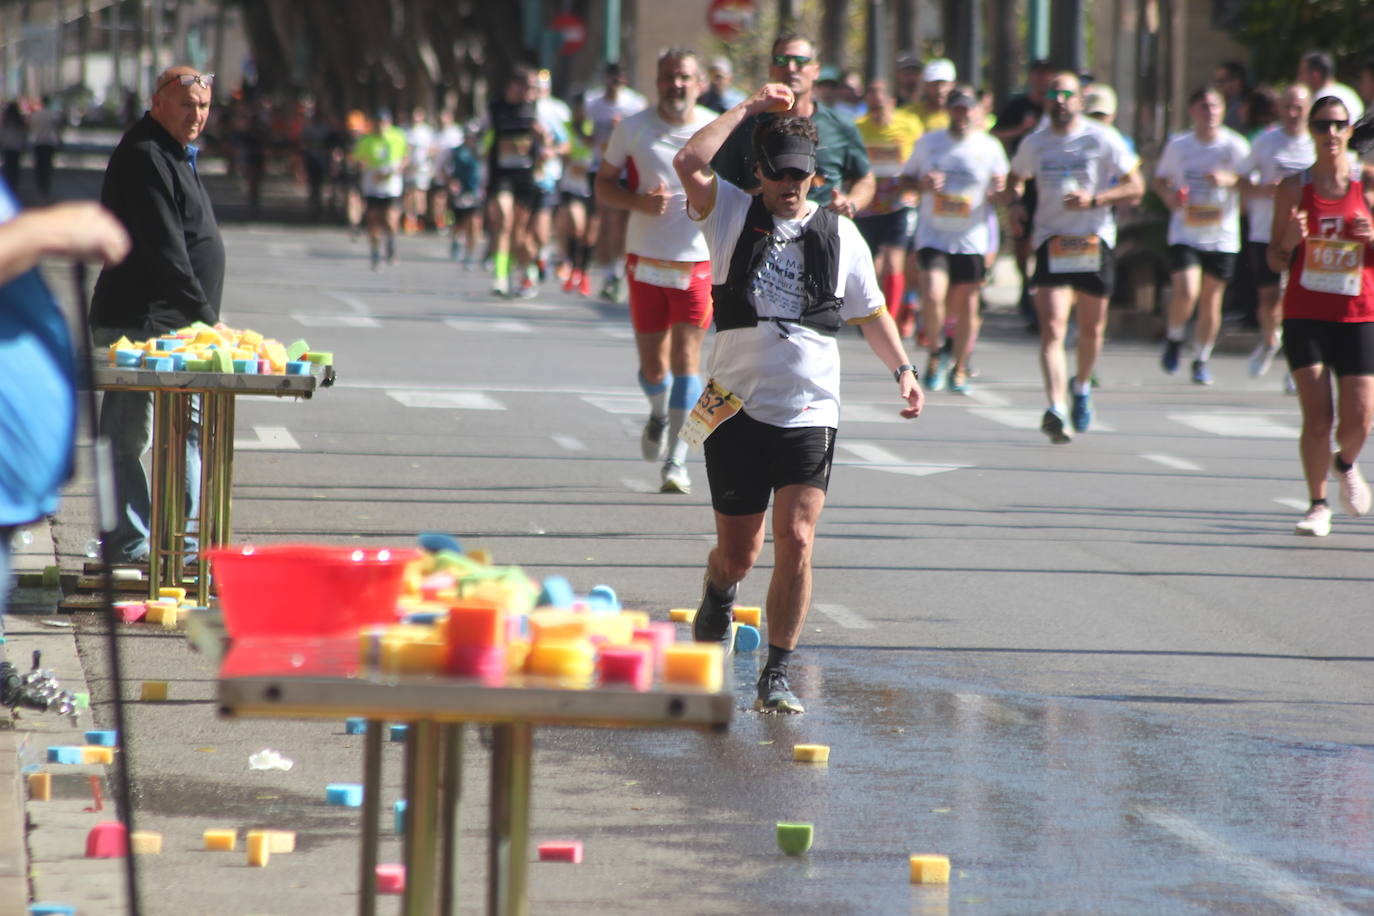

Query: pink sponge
376,863,406,894
537,841,583,863
85,821,128,858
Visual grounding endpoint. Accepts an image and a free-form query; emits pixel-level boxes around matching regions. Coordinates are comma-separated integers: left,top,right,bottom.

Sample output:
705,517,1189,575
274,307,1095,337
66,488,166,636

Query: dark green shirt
709,101,871,203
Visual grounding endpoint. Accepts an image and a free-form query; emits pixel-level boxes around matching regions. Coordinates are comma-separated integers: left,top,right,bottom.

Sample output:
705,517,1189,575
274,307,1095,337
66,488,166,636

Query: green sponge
775,823,813,855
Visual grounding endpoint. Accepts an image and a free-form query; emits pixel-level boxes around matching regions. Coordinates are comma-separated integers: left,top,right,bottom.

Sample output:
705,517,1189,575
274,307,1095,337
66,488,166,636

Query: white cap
922,58,956,83
1084,84,1118,118
710,56,733,77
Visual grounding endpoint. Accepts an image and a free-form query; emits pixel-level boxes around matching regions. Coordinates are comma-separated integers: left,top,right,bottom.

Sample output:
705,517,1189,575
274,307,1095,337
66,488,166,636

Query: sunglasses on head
1311,118,1350,134
158,72,214,92
1046,89,1075,100
772,54,812,69
760,164,811,182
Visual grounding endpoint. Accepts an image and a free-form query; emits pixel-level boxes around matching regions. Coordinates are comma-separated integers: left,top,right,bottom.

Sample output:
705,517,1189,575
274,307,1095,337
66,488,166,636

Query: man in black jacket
90,65,224,563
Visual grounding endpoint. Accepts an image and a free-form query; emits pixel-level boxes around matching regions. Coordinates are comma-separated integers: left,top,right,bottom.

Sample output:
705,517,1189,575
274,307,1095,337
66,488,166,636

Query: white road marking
387,391,506,410
234,426,300,450
1273,497,1309,511
834,442,969,477
1141,453,1202,472
970,407,1116,433
1136,807,1356,916
582,394,646,415
552,435,587,451
842,404,907,424
1170,413,1297,439
622,477,657,494
962,387,1013,407
342,380,635,396
324,290,371,315
810,603,873,629
292,314,380,328
507,301,562,312
599,325,636,340
443,317,534,334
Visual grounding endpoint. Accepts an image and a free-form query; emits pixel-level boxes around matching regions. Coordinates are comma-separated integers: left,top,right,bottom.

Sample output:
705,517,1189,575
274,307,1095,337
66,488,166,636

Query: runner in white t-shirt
1153,87,1251,384
903,87,1008,394
585,63,649,302
596,50,717,495
1239,85,1314,378
403,108,436,233
674,82,923,714
1008,72,1142,443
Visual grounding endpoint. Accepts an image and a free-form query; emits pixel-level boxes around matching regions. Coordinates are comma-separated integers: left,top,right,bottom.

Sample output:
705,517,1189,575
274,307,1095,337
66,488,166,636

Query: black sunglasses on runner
771,54,812,69
1311,118,1350,134
158,72,214,93
760,163,811,182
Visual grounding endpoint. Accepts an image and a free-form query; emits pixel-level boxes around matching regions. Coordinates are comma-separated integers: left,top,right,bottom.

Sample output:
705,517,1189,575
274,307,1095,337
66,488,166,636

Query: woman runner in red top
1268,96,1374,536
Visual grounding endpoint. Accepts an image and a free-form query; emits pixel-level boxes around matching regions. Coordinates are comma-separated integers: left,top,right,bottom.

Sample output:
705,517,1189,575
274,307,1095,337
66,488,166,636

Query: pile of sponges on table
365,534,722,692
108,322,332,375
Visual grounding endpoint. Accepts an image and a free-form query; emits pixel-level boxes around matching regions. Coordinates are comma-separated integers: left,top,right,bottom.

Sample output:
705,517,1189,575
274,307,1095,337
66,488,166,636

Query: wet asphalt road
31,224,1374,914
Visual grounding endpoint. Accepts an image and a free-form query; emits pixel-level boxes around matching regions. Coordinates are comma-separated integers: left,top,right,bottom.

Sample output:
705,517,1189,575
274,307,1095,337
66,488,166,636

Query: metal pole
1027,0,1049,64
358,721,382,916
603,0,619,65
1050,0,1084,74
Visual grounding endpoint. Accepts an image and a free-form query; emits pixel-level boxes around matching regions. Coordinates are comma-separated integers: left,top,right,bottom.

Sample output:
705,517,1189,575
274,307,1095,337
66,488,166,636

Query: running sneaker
1294,503,1332,537
660,460,690,494
925,352,948,392
693,572,735,652
600,276,624,304
1161,339,1182,375
1191,359,1213,386
518,276,538,299
1333,453,1372,517
491,273,510,298
578,272,593,297
947,365,970,394
641,414,669,461
1070,387,1093,433
449,239,461,260
1248,343,1279,378
562,269,580,294
1284,374,1297,395
1040,407,1072,444
755,669,804,714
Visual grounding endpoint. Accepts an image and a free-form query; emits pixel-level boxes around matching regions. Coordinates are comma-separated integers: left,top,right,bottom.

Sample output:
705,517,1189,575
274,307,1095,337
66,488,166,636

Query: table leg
146,391,170,600
440,724,464,916
488,723,532,916
194,394,215,606
220,393,236,545
359,720,383,916
403,721,442,916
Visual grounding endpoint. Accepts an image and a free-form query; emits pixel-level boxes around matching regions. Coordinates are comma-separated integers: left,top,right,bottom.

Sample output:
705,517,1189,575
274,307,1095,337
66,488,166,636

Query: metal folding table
92,367,323,604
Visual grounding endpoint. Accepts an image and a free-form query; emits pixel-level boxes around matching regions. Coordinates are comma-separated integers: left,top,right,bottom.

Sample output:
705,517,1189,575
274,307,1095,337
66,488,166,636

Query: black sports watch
893,364,918,383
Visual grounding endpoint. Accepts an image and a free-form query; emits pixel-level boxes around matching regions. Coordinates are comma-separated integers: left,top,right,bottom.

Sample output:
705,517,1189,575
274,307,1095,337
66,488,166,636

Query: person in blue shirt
0,181,129,624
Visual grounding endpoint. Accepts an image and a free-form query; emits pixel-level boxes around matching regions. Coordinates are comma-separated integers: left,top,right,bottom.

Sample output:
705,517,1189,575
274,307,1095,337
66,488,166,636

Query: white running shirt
904,129,1009,255
1155,127,1251,252
1238,126,1314,244
692,178,885,429
1011,119,1139,249
602,106,717,261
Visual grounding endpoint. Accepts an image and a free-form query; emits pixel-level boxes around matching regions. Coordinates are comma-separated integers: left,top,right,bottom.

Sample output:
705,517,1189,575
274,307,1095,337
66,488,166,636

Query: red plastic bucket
209,544,421,638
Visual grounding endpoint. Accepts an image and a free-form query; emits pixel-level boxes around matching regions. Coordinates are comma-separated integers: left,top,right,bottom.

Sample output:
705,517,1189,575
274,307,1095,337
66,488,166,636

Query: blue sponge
389,724,408,742
394,799,407,834
418,531,463,554
29,903,77,915
326,783,365,807
734,624,762,654
537,576,576,608
587,585,620,612
345,717,367,735
85,730,118,747
46,746,83,765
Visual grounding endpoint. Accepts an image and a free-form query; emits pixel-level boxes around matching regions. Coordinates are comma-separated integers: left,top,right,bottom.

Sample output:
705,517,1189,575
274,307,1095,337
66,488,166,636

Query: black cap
946,89,976,109
760,131,817,175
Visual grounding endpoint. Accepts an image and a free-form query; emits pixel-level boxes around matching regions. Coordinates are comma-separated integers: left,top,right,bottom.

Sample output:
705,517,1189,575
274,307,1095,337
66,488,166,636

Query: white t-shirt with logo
1010,119,1140,249
585,87,648,161
692,178,885,429
1155,127,1251,252
904,129,1009,255
1238,126,1314,244
405,122,436,187
602,106,717,261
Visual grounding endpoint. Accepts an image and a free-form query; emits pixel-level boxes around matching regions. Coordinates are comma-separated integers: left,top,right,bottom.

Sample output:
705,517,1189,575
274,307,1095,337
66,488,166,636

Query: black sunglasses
761,164,811,182
772,54,812,68
1311,118,1350,134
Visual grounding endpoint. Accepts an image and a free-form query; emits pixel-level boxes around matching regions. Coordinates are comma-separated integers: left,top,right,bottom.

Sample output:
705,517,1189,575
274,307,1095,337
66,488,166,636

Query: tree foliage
1231,0,1374,85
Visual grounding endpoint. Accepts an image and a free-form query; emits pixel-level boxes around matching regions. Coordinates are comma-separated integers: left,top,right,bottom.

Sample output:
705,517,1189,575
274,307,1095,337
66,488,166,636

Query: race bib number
632,258,693,290
1047,235,1101,273
1300,238,1364,296
679,378,742,447
930,192,974,232
1184,204,1223,230
867,145,904,175
497,136,534,169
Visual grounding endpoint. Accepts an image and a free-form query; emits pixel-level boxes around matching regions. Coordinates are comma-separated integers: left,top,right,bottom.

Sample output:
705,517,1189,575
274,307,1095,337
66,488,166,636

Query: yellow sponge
792,744,830,763
733,606,762,627
158,587,187,601
203,828,237,851
27,771,51,801
662,644,723,692
130,831,163,854
668,608,695,623
909,854,950,884
247,829,295,853
81,745,115,765
140,681,169,701
246,831,270,867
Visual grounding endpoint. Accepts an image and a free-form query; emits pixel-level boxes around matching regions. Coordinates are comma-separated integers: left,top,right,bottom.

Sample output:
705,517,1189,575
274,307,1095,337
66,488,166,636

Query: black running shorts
1168,244,1237,282
1283,319,1374,376
1031,237,1116,298
703,410,836,516
917,248,988,285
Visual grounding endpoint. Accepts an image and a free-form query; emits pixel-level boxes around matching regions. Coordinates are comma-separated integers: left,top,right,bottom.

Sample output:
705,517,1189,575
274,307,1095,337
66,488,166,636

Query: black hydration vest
711,195,843,336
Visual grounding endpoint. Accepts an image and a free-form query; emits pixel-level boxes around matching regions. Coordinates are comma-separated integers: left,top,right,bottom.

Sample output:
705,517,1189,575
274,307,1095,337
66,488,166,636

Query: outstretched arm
0,202,129,286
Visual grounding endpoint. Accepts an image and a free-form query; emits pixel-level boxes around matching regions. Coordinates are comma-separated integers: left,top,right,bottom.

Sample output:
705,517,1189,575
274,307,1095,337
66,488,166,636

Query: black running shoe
693,572,735,654
755,669,804,714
